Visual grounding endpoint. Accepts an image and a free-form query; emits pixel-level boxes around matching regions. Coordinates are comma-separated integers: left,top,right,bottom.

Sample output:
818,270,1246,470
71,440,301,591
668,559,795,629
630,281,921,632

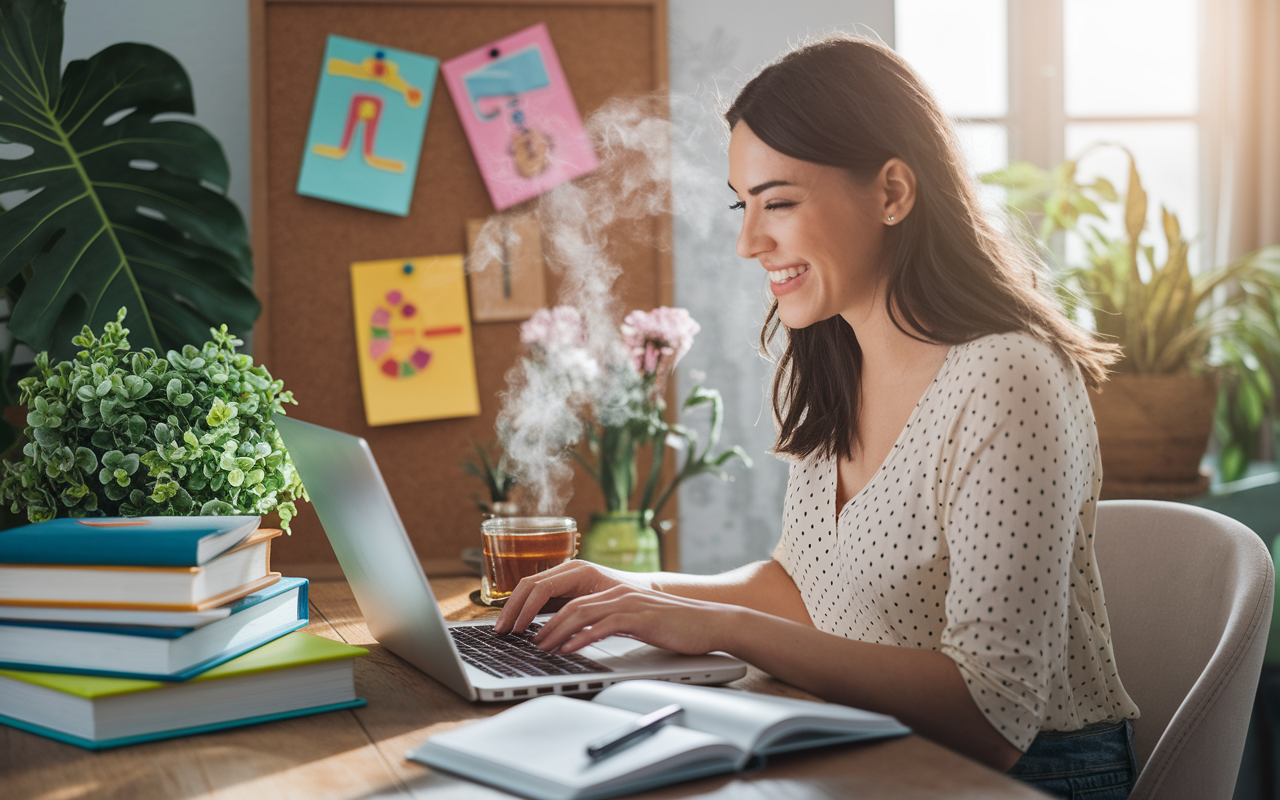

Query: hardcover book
0,529,282,610
0,632,367,749
408,680,911,800
0,578,309,681
0,515,260,567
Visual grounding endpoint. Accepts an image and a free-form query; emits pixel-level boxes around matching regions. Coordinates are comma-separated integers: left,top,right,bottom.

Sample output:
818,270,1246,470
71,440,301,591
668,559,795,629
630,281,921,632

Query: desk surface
0,577,1046,799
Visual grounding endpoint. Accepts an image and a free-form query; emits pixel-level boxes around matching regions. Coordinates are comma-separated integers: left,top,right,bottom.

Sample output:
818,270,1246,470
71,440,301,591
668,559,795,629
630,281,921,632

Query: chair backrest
1094,500,1273,800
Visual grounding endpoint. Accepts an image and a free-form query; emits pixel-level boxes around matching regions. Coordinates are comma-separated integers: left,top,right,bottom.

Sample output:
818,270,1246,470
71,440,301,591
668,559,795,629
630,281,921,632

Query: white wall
61,0,252,222
669,0,895,573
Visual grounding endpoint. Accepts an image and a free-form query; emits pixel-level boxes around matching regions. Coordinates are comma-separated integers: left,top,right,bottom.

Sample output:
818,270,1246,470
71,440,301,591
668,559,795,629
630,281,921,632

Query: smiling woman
495,34,1141,800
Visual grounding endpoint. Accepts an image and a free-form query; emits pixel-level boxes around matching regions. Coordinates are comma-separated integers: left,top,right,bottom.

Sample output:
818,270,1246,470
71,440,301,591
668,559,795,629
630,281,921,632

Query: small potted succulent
0,310,306,527
462,439,519,517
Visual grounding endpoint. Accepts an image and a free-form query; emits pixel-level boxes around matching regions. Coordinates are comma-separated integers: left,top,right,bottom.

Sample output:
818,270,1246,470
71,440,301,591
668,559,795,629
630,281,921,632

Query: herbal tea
480,517,578,605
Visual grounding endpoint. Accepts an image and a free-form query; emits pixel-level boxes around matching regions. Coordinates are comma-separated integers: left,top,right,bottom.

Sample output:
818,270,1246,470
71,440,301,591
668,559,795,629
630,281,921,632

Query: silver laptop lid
272,414,477,701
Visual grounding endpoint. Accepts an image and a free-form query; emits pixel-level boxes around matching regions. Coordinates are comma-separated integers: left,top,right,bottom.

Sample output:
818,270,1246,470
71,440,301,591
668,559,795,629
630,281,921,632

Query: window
895,0,1009,200
896,0,1206,267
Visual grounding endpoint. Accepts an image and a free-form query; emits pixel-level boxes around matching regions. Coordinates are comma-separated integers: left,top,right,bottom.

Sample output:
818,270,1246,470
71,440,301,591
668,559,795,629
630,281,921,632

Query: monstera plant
0,0,259,367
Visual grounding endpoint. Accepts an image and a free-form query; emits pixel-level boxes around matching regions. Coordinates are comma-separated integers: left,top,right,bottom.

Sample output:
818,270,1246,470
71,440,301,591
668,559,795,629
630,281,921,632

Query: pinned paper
351,255,480,426
442,24,597,210
465,215,547,322
298,35,439,216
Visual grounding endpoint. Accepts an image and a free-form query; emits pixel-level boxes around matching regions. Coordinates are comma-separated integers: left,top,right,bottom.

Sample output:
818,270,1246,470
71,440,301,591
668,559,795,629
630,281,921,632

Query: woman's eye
765,201,795,211
728,200,745,211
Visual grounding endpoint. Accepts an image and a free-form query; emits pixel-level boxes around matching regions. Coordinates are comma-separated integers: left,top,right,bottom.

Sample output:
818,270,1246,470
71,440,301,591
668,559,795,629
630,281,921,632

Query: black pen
586,704,684,760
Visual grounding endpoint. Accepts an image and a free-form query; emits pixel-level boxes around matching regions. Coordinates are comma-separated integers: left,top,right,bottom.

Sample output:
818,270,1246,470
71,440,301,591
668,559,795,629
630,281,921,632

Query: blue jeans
1007,719,1138,800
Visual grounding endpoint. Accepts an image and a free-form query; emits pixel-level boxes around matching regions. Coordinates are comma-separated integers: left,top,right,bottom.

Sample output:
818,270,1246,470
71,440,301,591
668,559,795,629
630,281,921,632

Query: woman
494,34,1140,798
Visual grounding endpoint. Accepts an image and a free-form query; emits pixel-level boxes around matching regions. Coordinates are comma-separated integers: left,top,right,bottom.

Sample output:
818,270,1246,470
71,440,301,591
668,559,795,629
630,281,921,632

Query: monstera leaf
0,0,258,360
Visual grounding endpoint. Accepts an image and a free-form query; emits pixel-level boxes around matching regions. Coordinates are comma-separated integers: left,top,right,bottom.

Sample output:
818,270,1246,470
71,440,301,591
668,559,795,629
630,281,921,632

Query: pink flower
621,307,700,378
520,306,586,350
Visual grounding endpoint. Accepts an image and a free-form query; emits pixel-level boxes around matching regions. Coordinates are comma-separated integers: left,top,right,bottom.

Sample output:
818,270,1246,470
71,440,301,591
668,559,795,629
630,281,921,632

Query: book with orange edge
0,529,283,610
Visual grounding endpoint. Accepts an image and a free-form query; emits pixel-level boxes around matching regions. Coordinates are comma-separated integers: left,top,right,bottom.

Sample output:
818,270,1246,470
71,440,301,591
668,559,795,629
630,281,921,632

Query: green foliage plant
461,439,517,514
0,0,259,362
983,146,1280,480
575,375,753,525
0,309,306,525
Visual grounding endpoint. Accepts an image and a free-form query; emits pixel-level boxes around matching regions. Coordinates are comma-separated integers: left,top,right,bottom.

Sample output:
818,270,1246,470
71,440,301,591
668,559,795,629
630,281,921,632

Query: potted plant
461,439,519,517
984,148,1280,495
513,306,751,571
0,0,259,442
0,310,306,527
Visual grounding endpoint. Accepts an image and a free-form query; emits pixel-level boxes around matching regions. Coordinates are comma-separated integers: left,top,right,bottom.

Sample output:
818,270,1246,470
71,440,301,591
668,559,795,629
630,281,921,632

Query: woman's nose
736,210,772,259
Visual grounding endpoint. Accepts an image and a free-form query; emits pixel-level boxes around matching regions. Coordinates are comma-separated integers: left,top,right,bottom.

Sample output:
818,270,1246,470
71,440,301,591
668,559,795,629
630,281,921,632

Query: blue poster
297,35,439,216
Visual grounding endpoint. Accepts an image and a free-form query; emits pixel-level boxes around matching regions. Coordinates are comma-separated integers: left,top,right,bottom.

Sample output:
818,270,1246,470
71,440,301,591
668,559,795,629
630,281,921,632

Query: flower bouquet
513,306,751,571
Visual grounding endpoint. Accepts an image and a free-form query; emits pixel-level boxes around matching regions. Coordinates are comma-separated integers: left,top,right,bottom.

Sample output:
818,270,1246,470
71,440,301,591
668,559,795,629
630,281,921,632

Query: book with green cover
0,632,367,749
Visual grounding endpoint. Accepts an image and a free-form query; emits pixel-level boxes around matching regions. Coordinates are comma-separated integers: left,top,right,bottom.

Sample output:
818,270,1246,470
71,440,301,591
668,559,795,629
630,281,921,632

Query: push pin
489,47,501,59
403,263,414,275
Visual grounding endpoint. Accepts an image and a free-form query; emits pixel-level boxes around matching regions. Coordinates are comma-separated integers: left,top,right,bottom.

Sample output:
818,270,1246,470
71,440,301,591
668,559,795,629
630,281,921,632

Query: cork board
249,0,673,574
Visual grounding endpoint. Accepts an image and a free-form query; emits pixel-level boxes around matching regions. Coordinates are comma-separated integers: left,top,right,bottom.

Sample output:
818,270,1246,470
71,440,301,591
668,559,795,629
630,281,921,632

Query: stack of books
0,516,366,749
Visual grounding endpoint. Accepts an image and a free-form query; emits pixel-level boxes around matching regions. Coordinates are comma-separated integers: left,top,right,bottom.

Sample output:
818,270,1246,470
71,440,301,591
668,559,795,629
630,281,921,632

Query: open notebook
407,680,910,800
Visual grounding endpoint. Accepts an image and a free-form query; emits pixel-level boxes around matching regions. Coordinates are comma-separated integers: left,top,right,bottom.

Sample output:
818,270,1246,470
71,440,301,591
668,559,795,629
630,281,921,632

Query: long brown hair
727,34,1118,463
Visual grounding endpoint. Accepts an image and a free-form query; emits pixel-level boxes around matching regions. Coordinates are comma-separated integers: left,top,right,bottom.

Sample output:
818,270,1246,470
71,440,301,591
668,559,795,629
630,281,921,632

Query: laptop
272,415,747,702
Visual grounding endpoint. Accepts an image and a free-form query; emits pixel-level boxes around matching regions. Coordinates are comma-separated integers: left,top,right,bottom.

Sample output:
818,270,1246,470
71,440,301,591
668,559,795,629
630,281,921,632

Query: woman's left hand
531,584,746,656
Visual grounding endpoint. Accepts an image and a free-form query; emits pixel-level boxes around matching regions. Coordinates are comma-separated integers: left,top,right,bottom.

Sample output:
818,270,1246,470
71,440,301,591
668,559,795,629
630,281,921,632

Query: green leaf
199,498,233,515
1238,379,1264,429
1124,154,1148,245
0,0,259,360
1219,442,1247,484
73,446,95,471
1091,177,1118,202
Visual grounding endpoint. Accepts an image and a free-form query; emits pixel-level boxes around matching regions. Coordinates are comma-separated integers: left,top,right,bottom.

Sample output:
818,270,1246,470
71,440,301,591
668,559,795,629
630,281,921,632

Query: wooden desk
0,578,1046,799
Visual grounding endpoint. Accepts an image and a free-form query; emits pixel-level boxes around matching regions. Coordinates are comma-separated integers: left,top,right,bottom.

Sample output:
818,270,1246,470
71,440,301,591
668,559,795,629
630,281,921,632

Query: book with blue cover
0,528,281,610
0,515,260,567
0,578,309,681
0,631,367,749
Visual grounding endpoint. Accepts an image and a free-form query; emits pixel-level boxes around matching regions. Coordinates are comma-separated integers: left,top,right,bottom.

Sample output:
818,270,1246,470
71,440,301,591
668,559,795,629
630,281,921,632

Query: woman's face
727,122,908,330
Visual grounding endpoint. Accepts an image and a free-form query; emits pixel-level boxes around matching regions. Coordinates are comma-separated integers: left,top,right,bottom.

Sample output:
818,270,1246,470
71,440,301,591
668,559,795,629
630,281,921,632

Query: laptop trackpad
590,636,651,658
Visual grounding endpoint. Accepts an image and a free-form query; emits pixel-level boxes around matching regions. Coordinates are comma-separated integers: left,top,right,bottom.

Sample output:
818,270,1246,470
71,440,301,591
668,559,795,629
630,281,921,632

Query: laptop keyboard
450,623,614,679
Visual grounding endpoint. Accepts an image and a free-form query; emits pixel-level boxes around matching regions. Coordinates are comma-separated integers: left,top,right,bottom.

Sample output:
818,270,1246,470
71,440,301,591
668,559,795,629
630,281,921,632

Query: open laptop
273,415,747,702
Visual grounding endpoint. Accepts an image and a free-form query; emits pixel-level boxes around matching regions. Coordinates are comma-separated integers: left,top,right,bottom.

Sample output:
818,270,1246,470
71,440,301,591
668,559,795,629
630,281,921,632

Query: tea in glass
480,516,578,606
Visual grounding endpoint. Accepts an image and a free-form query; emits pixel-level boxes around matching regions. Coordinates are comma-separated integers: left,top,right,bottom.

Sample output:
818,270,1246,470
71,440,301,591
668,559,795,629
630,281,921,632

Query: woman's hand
492,560,652,635
530,584,745,656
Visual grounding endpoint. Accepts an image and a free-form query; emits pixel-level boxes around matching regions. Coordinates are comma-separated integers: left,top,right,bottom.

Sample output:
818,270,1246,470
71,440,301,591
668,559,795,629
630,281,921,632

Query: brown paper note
465,215,547,323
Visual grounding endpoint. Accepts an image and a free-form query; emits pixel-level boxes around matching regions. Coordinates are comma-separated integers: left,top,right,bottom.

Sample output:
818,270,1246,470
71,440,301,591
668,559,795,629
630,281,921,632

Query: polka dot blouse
772,332,1140,752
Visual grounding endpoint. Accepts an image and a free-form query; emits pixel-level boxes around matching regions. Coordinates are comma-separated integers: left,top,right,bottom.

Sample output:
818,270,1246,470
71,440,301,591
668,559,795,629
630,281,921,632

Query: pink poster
442,24,598,211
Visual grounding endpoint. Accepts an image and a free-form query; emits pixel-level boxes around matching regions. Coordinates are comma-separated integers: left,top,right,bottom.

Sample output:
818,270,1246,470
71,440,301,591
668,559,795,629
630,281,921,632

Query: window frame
1005,0,1215,269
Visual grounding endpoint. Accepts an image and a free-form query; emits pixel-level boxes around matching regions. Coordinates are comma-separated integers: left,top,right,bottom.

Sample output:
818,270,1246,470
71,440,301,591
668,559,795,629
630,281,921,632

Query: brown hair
727,34,1118,463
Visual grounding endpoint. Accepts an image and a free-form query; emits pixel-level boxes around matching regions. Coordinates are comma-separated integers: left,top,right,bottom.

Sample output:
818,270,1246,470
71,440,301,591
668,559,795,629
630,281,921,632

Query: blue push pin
375,50,386,60
403,263,414,275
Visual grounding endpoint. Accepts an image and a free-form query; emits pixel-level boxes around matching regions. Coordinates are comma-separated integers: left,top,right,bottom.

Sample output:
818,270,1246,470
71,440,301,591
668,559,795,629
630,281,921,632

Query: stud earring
887,215,895,223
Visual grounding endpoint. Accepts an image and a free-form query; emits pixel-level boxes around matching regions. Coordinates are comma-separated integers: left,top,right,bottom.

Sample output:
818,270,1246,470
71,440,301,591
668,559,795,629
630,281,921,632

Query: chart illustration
351,255,480,426
368,283,465,378
298,36,439,216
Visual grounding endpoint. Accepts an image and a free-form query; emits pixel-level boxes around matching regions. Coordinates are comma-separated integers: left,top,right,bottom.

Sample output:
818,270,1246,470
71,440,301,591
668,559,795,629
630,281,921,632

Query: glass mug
480,516,579,606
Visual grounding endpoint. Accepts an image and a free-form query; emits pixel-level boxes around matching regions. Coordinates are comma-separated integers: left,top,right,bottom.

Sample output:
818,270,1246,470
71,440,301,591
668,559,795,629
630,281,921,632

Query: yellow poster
350,255,480,426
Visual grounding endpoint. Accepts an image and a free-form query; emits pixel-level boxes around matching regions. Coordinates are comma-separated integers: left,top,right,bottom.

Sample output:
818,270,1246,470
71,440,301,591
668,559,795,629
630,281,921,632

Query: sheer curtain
1210,0,1280,263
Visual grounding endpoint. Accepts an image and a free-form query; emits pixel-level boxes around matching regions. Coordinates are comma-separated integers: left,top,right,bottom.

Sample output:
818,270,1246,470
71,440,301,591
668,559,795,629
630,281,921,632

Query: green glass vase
579,510,661,572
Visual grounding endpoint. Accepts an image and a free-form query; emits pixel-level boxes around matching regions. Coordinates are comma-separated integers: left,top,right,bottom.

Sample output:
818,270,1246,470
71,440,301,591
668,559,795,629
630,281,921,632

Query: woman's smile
766,263,811,295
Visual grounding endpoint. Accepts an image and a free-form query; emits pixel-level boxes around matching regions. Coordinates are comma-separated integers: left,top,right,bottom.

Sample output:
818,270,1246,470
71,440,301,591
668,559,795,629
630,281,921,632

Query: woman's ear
879,158,917,226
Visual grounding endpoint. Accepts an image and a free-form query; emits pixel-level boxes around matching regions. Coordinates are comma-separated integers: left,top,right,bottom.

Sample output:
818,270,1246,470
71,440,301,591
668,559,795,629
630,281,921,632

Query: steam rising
470,95,729,513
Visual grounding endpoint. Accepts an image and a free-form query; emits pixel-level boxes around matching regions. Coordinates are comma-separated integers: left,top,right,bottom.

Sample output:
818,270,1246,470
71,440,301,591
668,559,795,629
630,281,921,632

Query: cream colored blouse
772,332,1140,751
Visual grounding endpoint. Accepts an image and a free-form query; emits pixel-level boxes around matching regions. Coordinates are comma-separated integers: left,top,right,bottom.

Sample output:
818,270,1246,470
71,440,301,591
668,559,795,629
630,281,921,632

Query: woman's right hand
492,560,653,635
